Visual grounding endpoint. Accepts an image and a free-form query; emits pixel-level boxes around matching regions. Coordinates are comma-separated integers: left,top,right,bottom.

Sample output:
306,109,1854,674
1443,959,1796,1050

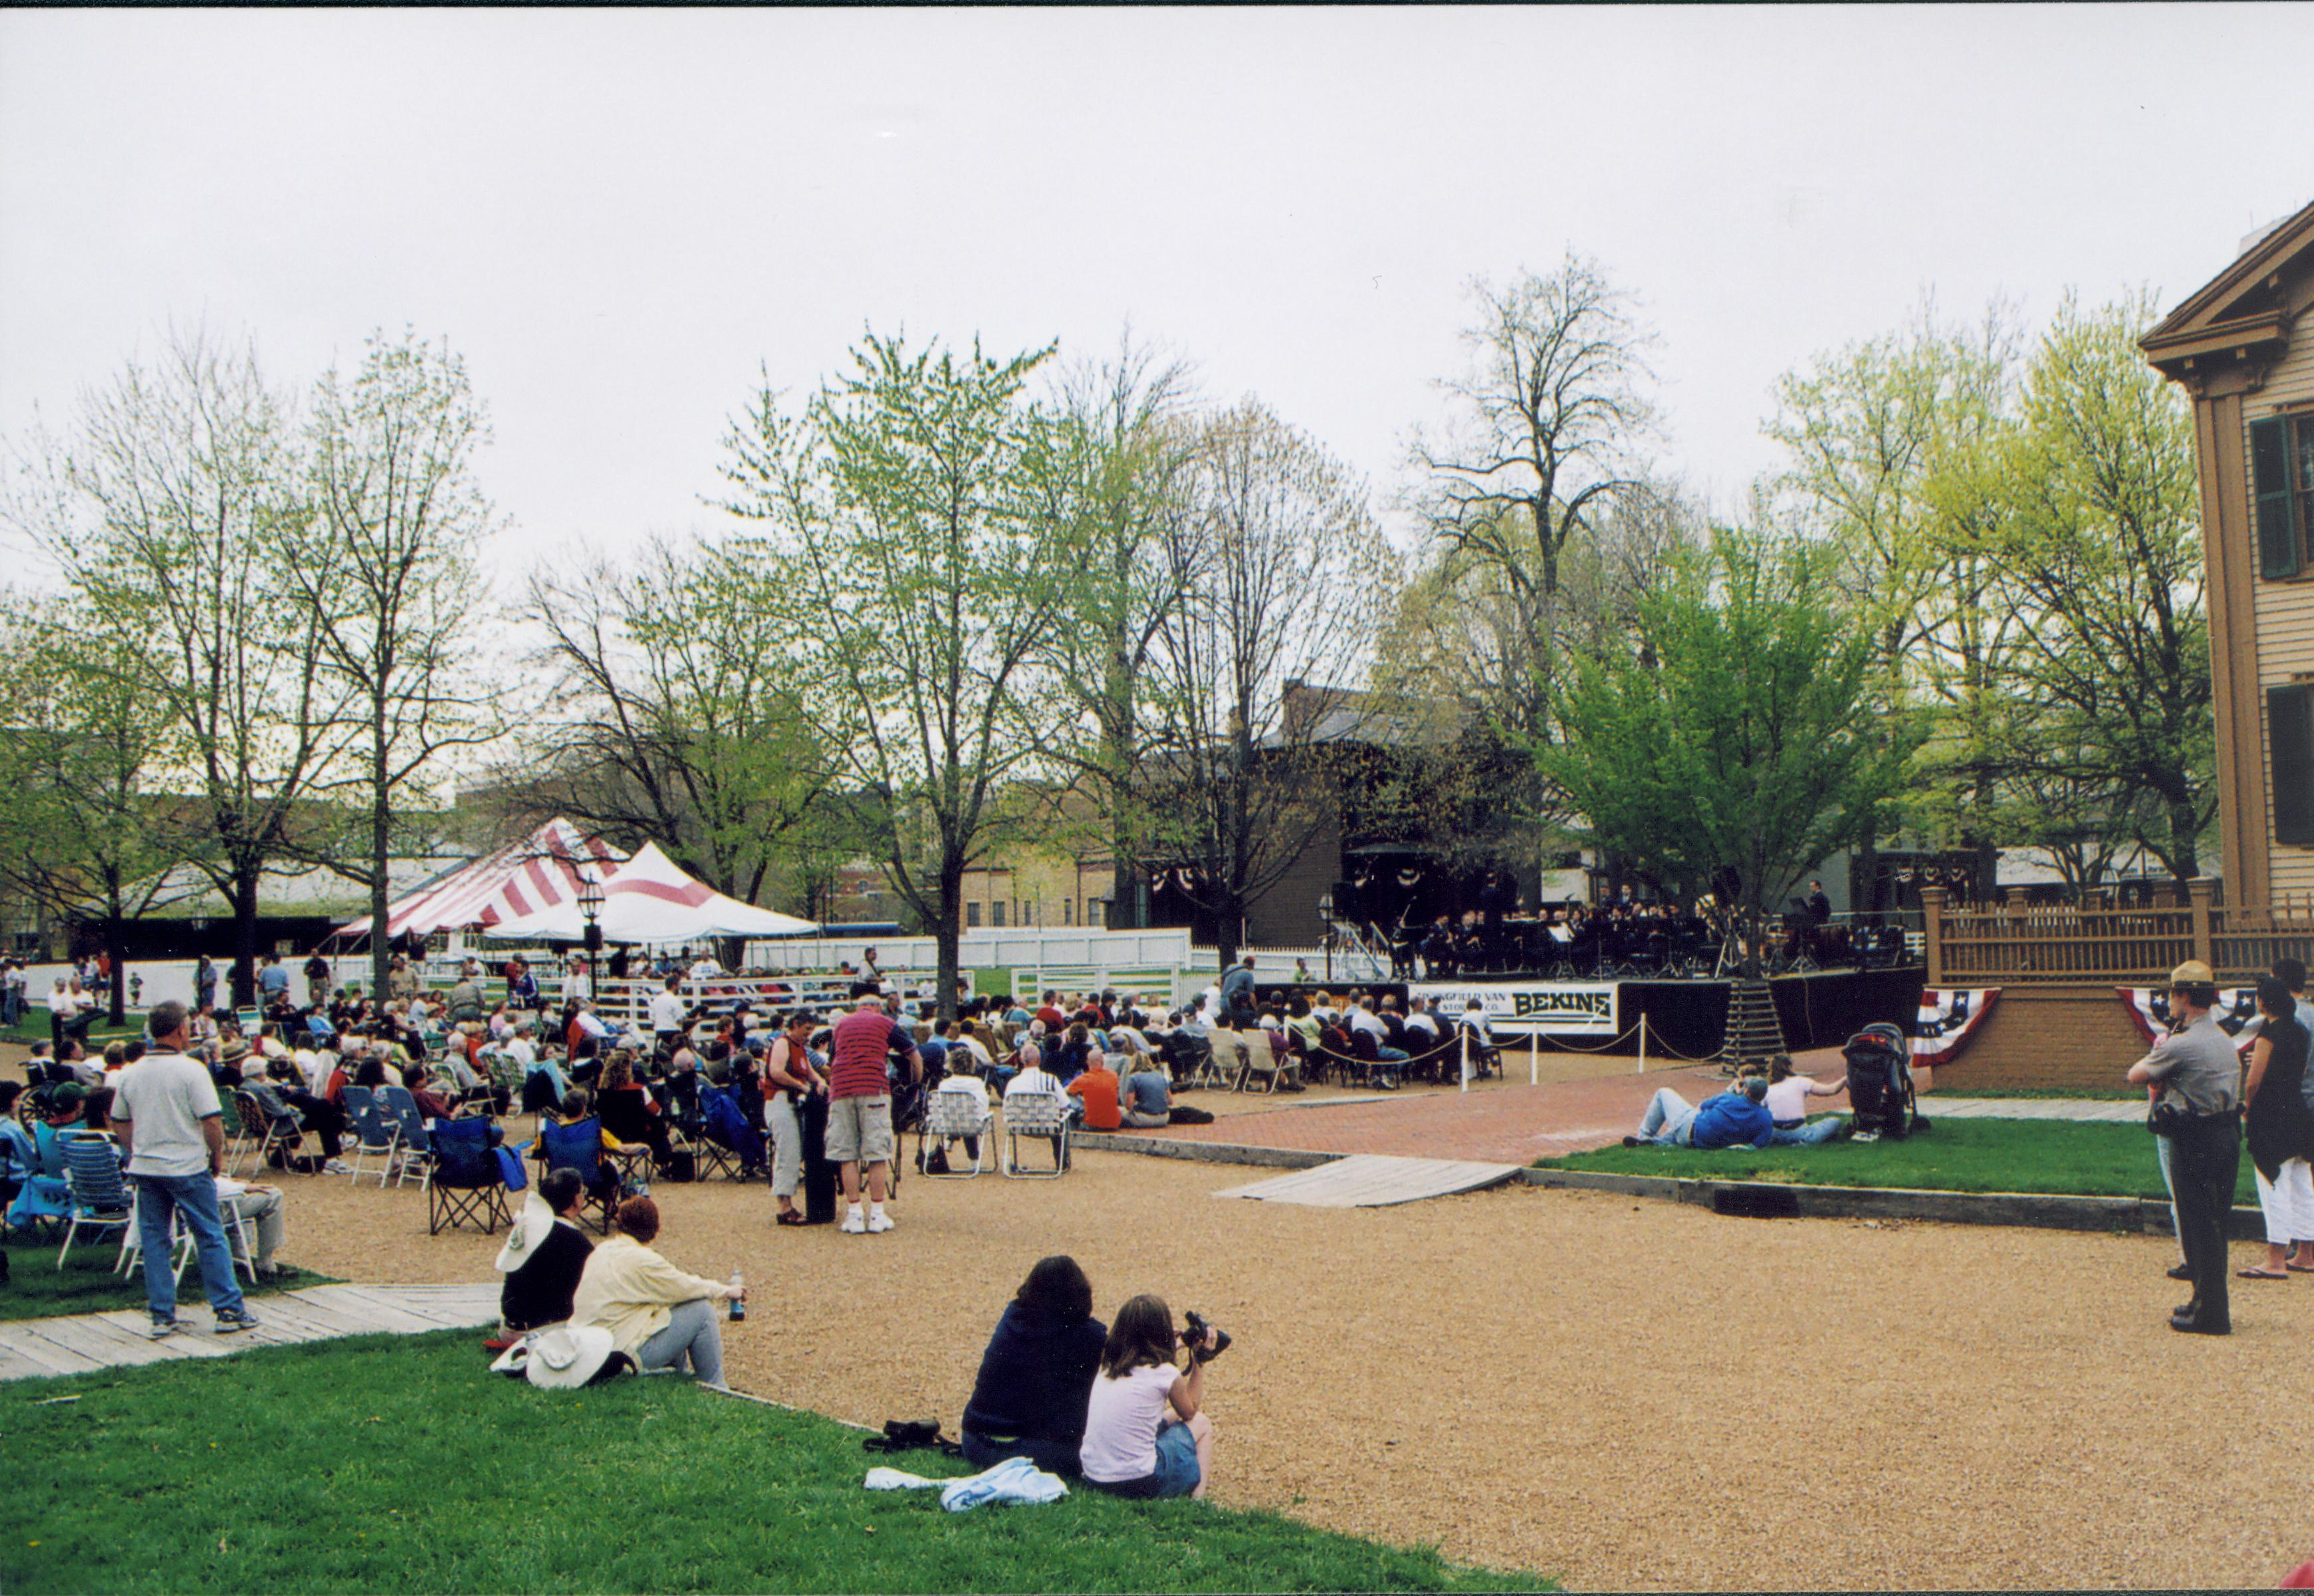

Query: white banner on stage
1411,982,1619,1035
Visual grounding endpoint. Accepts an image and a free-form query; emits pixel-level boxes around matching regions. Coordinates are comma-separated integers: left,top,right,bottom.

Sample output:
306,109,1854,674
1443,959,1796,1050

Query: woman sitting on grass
1078,1294,1217,1500
570,1195,742,1389
959,1256,1106,1474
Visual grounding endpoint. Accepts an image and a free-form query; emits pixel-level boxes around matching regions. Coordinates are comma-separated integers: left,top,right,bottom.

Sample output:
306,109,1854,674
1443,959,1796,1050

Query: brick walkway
1137,1068,2141,1164
1152,1066,1731,1163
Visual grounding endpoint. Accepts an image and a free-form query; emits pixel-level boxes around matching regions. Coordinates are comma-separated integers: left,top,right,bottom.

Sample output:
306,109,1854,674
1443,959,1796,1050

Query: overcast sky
3,5,2309,572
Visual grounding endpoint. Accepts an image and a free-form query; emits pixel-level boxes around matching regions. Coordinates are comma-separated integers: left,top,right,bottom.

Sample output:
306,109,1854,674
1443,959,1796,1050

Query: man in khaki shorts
826,986,920,1234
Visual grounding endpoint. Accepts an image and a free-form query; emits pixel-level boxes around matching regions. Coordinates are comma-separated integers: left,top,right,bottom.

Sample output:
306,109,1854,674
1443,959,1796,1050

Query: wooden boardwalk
0,1284,499,1381
1213,1153,1521,1208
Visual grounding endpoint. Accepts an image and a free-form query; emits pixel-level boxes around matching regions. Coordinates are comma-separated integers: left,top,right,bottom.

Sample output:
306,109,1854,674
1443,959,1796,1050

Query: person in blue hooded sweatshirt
961,1255,1108,1474
1626,1072,1775,1149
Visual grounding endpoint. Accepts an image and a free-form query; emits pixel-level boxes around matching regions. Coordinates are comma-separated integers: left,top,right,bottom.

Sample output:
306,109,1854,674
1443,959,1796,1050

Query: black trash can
802,1090,838,1224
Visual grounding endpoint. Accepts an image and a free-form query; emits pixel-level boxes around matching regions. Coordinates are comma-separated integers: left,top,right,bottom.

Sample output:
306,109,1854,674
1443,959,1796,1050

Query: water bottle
728,1270,745,1322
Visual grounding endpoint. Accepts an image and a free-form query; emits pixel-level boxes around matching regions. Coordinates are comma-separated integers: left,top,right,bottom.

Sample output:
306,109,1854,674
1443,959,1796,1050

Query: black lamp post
578,869,605,959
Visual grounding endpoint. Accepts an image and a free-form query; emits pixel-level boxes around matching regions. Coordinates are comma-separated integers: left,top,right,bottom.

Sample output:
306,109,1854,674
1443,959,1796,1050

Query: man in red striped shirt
828,986,919,1234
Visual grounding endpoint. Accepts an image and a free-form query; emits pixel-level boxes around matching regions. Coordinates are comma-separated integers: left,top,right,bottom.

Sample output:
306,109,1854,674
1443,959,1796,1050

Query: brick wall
1937,984,2152,1091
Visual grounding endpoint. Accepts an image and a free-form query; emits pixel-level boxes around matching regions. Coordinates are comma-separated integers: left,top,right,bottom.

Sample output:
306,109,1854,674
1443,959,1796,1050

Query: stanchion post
1530,1028,1539,1087
1637,1013,1647,1075
1459,1028,1470,1093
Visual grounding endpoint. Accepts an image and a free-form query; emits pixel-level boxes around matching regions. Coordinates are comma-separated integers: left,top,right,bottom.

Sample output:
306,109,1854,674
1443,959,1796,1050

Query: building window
2250,414,2314,580
1062,898,1072,926
967,902,983,928
1024,901,1036,926
1089,899,1105,927
992,900,1007,928
2272,685,2314,846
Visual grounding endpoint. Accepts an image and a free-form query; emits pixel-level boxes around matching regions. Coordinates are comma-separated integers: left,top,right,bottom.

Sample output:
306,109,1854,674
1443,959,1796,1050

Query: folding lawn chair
536,1115,620,1234
58,1135,134,1272
340,1085,402,1187
229,1089,304,1179
1000,1090,1070,1180
917,1088,992,1179
425,1113,511,1236
377,1086,433,1188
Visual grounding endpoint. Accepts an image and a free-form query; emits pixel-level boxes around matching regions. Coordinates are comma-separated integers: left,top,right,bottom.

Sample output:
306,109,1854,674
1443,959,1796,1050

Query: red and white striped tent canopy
483,842,817,944
334,819,625,942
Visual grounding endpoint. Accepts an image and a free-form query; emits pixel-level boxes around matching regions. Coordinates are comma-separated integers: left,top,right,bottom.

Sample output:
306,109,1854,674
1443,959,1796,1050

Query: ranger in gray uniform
2129,960,2244,1335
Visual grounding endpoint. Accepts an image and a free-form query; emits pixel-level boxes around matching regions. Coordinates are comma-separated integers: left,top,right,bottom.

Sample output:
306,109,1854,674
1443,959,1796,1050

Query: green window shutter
2251,415,2301,579
2273,684,2314,846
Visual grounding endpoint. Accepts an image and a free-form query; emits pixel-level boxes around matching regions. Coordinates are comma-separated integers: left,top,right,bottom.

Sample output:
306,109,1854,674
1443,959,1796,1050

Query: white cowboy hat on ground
524,1325,623,1390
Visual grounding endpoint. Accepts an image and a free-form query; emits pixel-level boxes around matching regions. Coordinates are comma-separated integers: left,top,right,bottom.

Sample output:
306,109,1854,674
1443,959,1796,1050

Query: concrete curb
1072,1130,2269,1240
1071,1132,1335,1171
1520,1166,2267,1239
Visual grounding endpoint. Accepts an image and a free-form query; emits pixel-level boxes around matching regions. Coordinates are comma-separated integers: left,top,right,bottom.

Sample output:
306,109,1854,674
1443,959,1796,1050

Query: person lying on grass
570,1195,742,1390
1625,1074,1775,1149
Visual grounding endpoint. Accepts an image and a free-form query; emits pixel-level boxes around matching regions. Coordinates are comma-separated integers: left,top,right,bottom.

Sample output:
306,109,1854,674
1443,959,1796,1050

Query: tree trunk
934,854,965,1023
231,866,262,1008
370,738,394,1007
1211,885,1241,970
104,909,128,1027
1108,854,1141,931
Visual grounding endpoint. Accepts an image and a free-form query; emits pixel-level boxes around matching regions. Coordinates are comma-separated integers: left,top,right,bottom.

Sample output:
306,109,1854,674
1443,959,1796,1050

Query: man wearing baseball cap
2127,961,2244,1335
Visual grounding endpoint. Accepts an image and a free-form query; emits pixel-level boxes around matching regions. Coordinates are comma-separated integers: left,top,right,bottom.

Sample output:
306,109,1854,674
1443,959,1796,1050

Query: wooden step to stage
1213,1153,1522,1208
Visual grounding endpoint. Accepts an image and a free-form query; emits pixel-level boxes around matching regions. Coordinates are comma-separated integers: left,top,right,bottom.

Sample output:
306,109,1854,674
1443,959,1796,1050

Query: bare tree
1141,399,1389,967
290,330,506,1000
1029,332,1203,928
1403,255,1658,757
509,535,843,908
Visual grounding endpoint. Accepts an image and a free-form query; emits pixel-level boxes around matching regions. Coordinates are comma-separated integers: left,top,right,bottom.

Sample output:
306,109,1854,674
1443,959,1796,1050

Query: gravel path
274,1147,2313,1591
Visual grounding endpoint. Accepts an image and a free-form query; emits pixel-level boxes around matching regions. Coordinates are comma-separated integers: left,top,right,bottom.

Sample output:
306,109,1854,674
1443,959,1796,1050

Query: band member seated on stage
1423,918,1458,980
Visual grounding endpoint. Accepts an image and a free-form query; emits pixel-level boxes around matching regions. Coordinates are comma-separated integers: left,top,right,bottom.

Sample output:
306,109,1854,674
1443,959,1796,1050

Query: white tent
335,819,624,941
481,843,818,945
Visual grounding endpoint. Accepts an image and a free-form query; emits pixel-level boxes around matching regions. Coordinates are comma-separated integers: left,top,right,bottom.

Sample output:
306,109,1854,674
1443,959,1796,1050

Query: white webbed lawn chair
1000,1089,1070,1179
917,1087,993,1179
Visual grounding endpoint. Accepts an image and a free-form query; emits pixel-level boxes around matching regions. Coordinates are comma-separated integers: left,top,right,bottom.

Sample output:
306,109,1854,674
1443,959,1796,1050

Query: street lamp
578,869,606,957
1317,893,1335,983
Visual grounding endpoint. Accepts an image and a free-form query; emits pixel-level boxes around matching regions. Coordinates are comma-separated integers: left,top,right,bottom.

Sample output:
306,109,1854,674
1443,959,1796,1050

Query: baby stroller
1843,1022,1920,1141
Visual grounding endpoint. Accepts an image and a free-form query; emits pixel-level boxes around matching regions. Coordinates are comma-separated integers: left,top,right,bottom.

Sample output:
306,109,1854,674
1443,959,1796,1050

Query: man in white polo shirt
110,1000,261,1338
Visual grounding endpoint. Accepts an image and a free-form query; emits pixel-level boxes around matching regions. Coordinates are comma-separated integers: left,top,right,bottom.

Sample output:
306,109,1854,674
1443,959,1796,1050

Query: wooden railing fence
1921,883,2314,985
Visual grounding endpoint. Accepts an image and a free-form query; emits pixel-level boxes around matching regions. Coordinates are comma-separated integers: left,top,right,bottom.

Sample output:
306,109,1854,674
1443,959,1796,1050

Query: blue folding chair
340,1085,401,1187
58,1135,134,1271
536,1115,616,1233
377,1086,431,1189
425,1113,510,1235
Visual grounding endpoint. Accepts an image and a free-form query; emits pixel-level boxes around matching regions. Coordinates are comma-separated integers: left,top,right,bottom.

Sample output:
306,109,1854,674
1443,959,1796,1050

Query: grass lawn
0,1331,1546,1595
1,1234,335,1321
1,1016,144,1052
1535,1116,2257,1204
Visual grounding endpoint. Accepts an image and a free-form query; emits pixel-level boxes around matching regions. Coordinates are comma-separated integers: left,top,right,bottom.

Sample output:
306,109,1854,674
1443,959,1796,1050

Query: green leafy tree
1983,292,2212,883
719,331,1068,1017
0,611,189,1021
290,330,507,1000
1542,528,1922,974
7,330,347,1006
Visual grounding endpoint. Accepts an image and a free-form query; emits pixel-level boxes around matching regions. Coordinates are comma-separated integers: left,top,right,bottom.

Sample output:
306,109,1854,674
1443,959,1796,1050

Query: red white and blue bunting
2116,986,2261,1050
1914,988,1998,1068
